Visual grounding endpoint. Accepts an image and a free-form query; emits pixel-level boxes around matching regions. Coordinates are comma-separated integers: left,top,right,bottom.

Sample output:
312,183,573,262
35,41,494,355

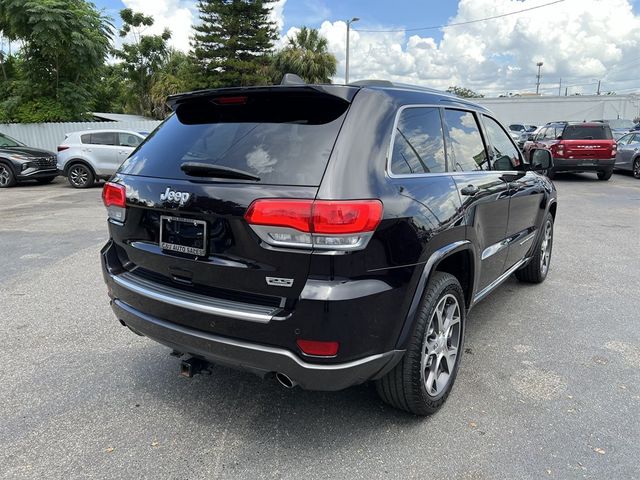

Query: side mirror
531,149,553,171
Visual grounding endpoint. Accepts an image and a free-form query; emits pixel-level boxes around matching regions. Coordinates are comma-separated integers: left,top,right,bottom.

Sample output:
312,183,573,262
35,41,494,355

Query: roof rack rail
280,73,306,86
348,79,449,96
349,79,395,87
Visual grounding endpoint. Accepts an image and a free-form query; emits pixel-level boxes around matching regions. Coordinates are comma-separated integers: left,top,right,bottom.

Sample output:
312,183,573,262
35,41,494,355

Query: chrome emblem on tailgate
266,277,294,287
160,187,191,206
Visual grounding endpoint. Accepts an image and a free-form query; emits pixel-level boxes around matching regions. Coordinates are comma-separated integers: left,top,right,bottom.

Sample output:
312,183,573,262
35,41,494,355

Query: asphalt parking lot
1,173,639,479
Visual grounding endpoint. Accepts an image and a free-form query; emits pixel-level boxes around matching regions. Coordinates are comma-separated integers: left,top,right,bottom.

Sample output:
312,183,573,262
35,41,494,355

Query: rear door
443,108,511,293
615,133,637,169
561,124,614,164
481,114,545,270
86,132,119,175
109,89,351,332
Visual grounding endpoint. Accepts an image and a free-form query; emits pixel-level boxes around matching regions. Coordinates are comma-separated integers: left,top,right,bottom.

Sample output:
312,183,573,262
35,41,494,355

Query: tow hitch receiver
179,357,211,378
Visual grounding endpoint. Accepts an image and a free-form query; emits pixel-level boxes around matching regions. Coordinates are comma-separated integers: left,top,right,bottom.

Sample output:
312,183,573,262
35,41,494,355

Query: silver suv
57,129,146,188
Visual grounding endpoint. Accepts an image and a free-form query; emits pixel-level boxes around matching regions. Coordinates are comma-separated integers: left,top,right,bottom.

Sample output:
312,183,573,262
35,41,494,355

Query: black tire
0,162,17,188
67,163,94,188
36,176,57,185
597,169,613,181
516,213,554,283
376,272,465,416
633,158,640,179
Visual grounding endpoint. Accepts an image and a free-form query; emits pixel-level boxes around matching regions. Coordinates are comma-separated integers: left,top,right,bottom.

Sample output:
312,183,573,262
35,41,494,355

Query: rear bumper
552,158,615,173
111,298,403,391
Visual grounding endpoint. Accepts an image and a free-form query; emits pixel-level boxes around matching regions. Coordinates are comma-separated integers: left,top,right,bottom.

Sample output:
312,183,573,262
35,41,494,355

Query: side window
617,134,632,145
90,132,117,146
509,124,524,132
390,107,446,174
543,128,557,140
482,115,522,171
80,134,91,144
632,134,640,144
534,128,546,141
443,109,488,171
118,132,141,147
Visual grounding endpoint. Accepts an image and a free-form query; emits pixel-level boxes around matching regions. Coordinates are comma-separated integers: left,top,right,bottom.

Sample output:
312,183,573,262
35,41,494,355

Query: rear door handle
460,184,479,196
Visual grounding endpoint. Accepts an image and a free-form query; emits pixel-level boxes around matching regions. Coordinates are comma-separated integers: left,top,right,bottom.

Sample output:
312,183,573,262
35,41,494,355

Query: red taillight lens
244,199,383,251
57,145,69,152
296,339,339,357
245,199,313,232
212,96,248,105
612,143,617,157
102,182,126,207
312,200,383,234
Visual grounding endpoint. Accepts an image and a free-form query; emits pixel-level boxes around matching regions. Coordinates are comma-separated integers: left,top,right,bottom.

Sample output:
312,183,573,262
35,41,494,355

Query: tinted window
443,109,487,171
390,107,446,174
80,134,91,144
119,93,349,186
90,132,117,145
483,116,521,170
563,125,612,140
509,124,524,132
118,132,141,147
0,134,23,147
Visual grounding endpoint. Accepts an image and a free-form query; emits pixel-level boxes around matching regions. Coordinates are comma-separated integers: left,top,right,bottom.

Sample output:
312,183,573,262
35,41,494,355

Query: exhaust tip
275,372,297,389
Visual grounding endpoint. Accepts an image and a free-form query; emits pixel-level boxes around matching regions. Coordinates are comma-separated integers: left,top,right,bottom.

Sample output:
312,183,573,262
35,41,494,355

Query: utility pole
558,78,562,96
345,17,360,84
565,87,568,96
597,80,601,95
536,62,544,95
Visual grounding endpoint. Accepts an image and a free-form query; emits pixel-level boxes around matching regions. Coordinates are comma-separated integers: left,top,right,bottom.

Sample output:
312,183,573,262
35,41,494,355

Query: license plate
160,216,207,257
579,161,596,166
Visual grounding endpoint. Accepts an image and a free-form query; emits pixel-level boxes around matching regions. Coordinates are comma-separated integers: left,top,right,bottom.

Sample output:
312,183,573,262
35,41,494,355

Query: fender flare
394,240,472,350
63,159,96,177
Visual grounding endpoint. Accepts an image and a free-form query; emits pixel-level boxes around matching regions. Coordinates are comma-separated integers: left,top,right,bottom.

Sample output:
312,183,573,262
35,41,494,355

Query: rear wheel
633,158,640,179
0,163,16,188
67,163,94,188
597,169,613,181
516,213,553,283
376,272,465,415
36,176,57,185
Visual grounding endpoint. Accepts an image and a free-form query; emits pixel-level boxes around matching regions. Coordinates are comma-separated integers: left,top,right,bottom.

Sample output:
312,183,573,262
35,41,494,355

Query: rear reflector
296,339,339,357
57,145,69,152
244,199,383,251
102,182,127,223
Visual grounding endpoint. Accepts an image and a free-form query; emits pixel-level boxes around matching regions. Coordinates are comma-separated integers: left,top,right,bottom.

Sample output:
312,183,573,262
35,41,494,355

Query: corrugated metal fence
0,121,162,152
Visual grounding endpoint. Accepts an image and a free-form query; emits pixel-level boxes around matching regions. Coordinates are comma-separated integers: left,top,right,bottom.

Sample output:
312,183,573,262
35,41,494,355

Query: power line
353,0,566,33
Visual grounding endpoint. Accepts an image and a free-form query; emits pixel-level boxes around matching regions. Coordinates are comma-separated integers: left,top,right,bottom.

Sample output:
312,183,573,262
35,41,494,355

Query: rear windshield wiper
180,162,260,181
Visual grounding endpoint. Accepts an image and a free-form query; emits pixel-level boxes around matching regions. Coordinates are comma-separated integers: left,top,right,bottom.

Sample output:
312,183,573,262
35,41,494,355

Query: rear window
562,125,612,140
118,93,349,186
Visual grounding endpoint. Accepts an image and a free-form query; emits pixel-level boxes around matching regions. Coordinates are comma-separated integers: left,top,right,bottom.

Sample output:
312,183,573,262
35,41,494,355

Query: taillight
102,182,127,223
244,199,383,251
554,143,565,158
57,145,69,152
296,339,339,357
611,142,617,158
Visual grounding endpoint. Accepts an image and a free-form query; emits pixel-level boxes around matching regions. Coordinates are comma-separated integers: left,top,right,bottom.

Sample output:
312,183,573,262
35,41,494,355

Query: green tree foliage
192,0,278,88
114,8,172,118
0,0,112,122
446,86,484,98
150,49,195,118
272,27,336,84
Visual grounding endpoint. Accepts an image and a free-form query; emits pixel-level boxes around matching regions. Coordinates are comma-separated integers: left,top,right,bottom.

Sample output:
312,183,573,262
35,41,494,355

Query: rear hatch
559,124,615,159
108,87,355,326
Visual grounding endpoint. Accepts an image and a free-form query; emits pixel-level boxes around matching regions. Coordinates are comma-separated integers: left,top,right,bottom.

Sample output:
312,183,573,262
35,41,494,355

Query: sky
93,0,640,97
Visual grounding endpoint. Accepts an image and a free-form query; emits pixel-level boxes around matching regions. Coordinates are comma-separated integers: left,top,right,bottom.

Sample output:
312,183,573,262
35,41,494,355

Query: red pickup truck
522,122,616,180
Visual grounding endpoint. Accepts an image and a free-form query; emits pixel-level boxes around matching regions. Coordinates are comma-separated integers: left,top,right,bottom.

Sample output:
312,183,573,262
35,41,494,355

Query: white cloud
119,0,640,95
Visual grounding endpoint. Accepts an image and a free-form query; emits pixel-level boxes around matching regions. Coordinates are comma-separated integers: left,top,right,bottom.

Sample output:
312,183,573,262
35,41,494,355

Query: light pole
535,61,544,95
345,17,359,84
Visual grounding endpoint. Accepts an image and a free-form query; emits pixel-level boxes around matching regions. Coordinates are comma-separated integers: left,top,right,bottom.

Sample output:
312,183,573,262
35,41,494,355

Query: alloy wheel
69,166,89,187
634,159,640,179
421,293,462,397
0,165,10,186
540,220,553,276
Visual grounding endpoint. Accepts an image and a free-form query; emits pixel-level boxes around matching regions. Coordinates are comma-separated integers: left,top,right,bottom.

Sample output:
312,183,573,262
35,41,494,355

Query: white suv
57,130,146,188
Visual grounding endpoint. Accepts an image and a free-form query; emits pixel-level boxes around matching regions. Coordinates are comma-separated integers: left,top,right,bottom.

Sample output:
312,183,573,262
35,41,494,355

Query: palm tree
273,27,337,84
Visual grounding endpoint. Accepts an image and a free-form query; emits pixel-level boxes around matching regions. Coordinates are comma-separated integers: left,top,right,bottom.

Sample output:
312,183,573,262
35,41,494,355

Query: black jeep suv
0,133,58,188
101,81,557,415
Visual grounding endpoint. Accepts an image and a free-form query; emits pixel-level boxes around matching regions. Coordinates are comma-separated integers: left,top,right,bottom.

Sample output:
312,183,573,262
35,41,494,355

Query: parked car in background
590,119,635,140
631,122,640,132
524,122,617,180
517,126,542,149
101,80,557,415
0,132,58,188
615,132,640,179
508,123,537,140
57,130,146,188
